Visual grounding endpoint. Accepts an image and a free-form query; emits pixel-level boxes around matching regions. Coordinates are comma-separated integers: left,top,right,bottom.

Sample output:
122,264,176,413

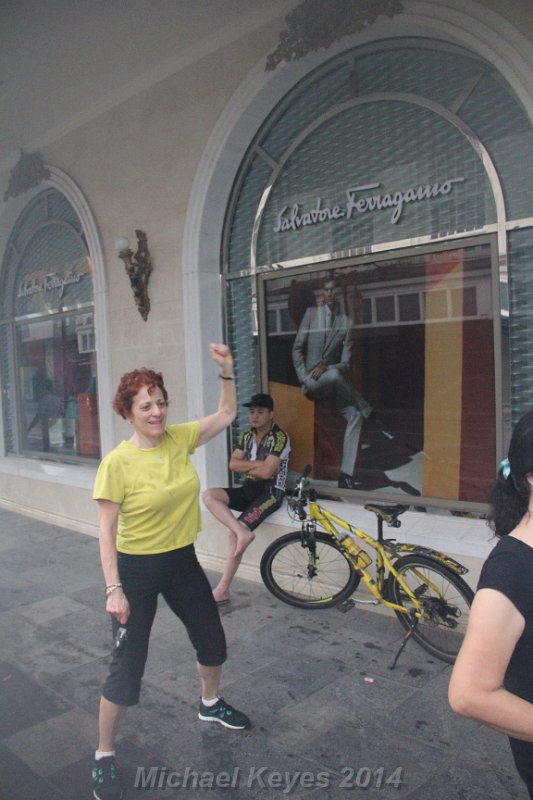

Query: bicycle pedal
337,599,355,613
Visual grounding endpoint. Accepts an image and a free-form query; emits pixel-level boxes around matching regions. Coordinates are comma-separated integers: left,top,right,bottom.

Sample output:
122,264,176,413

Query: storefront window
259,241,497,506
17,315,98,457
222,37,533,508
0,189,100,460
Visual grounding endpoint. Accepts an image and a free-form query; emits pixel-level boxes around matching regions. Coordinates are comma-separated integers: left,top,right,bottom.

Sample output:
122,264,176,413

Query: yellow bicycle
260,466,474,665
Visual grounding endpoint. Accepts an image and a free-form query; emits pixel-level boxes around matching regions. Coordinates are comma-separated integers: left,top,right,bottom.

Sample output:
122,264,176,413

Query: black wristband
219,375,235,381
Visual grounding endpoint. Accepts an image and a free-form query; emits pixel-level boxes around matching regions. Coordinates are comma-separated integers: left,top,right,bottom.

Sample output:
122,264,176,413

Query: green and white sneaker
198,697,251,730
92,755,123,800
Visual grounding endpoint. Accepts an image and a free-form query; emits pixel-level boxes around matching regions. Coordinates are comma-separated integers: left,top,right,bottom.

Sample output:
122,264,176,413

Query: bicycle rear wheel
389,555,473,663
260,531,360,609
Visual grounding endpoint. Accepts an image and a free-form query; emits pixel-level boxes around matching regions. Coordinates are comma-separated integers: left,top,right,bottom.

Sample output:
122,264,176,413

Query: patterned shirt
238,423,290,492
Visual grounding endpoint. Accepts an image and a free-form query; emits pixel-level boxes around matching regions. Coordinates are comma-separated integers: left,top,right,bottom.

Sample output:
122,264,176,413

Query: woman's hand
209,343,234,378
106,587,130,625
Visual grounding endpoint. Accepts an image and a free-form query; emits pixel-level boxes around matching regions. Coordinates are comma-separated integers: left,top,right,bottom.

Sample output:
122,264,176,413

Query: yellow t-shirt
92,422,201,554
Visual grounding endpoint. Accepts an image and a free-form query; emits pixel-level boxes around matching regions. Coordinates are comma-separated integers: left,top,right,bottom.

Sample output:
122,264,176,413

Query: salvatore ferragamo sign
273,177,465,232
17,257,90,300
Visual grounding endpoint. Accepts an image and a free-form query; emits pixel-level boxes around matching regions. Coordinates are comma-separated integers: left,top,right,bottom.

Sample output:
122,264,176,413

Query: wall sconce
115,230,153,321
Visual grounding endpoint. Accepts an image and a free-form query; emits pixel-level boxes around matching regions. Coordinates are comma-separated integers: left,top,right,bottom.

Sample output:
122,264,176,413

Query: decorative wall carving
266,0,403,71
4,151,50,201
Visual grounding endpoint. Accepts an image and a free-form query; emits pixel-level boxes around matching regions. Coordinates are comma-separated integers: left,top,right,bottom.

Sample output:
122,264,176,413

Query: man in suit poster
292,271,372,489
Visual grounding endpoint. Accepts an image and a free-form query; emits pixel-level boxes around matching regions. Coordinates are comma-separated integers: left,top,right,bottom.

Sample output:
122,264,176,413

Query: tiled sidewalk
0,508,526,799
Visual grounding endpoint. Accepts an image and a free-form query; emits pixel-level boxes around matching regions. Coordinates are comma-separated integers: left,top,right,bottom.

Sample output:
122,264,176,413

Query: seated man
292,272,372,489
203,393,290,604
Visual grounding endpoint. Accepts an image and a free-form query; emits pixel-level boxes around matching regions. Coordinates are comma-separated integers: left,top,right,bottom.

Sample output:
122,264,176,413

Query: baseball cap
243,393,274,410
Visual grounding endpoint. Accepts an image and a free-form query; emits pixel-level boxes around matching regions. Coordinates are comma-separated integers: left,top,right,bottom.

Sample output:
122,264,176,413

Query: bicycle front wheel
260,531,360,609
389,555,474,663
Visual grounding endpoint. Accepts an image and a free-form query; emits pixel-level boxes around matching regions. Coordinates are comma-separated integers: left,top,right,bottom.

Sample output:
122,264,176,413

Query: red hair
112,368,168,419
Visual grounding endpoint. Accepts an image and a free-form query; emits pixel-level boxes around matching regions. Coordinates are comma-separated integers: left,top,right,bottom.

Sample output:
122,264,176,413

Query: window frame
255,234,503,513
0,189,100,464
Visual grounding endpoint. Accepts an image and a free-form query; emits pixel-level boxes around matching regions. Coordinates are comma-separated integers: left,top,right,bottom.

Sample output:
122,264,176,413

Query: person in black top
203,393,290,604
449,410,533,798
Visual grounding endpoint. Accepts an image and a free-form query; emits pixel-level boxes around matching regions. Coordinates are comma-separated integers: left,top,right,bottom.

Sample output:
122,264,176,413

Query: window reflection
0,189,100,461
19,314,98,458
261,241,496,506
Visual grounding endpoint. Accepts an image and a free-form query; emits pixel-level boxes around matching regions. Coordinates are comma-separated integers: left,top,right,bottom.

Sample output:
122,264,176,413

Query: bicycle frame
307,500,453,618
267,470,474,665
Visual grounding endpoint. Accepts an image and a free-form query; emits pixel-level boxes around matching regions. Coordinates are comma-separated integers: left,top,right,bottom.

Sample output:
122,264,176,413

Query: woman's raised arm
197,343,237,446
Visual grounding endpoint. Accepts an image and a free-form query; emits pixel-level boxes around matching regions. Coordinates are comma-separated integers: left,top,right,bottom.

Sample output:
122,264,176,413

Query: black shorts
224,482,285,531
102,544,226,707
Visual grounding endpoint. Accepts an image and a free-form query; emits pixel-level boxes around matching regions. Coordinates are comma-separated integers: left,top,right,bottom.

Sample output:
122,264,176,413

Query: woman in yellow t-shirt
91,344,250,800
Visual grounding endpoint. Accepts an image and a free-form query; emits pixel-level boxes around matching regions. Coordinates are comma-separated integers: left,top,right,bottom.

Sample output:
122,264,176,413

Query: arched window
0,188,100,460
221,38,533,508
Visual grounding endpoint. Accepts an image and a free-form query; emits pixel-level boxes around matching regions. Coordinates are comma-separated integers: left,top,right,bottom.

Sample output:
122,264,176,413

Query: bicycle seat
364,503,408,523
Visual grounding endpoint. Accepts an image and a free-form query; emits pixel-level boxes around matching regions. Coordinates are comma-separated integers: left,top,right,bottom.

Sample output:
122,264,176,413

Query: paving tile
388,667,511,763
0,662,72,738
36,603,111,647
0,511,67,549
3,707,97,777
0,573,59,612
0,609,45,659
214,592,291,636
0,565,98,613
0,740,42,798
274,671,417,740
13,595,90,624
42,656,109,713
0,600,108,670
2,626,108,684
140,629,198,674
37,530,100,565
5,773,71,800
408,761,528,800
288,717,447,798
0,545,49,573
65,583,107,611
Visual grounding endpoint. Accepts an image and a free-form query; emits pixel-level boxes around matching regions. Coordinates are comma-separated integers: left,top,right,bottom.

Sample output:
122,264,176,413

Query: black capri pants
103,544,226,707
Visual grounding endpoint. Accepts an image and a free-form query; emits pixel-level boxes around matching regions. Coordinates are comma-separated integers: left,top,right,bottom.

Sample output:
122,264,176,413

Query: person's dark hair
321,270,336,287
488,410,533,536
112,368,168,419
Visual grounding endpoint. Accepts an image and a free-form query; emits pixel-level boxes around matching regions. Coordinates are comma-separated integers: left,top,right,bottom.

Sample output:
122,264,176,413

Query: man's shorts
224,481,285,531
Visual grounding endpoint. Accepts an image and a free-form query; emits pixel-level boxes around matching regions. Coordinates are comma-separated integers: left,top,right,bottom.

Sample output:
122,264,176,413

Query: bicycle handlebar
288,466,407,527
287,464,312,520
